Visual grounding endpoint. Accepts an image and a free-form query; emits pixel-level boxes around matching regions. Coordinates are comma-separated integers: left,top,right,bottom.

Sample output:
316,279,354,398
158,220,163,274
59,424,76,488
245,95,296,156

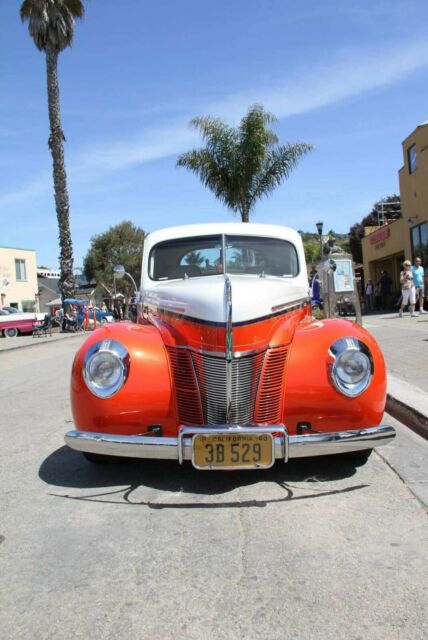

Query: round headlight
83,340,129,398
330,338,373,397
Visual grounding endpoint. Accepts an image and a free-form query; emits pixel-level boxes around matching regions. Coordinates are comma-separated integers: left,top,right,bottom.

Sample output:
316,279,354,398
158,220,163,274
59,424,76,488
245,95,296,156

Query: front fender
282,318,387,434
71,322,177,437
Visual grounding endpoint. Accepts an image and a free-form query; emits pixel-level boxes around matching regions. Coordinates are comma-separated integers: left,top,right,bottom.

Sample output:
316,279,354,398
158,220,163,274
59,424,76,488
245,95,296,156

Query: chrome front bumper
64,424,395,463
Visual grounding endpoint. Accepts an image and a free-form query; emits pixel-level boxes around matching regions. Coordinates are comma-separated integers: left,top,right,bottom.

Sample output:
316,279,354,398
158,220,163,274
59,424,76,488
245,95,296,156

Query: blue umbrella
64,298,86,306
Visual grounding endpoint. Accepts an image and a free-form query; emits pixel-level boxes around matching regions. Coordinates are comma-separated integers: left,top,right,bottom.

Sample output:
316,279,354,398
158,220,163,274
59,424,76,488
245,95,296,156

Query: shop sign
370,226,390,245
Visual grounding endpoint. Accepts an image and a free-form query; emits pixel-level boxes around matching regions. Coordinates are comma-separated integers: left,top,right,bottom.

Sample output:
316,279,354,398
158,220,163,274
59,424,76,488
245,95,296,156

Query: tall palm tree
20,0,85,300
177,104,313,223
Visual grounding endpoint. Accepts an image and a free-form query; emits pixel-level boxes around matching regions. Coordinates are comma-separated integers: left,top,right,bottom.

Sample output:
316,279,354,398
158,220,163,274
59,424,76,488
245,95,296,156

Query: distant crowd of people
364,257,426,317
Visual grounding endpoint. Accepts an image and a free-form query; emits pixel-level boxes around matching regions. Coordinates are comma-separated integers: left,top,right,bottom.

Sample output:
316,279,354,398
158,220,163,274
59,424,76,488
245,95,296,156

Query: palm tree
20,0,85,300
177,104,313,223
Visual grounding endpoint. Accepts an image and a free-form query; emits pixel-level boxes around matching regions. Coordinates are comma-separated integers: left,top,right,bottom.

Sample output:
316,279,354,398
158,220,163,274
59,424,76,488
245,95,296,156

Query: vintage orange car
65,223,395,470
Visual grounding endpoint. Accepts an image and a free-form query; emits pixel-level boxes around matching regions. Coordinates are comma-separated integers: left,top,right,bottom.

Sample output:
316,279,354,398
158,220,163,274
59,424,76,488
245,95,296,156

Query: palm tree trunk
241,206,250,222
45,46,75,301
240,202,250,223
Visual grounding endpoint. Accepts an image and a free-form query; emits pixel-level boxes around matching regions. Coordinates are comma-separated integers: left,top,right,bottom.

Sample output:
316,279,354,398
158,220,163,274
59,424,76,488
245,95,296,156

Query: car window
149,234,299,280
150,235,222,280
225,235,299,277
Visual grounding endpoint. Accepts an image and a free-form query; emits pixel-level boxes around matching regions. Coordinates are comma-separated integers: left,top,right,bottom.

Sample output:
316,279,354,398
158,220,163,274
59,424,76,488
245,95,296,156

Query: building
0,246,39,311
362,122,428,295
37,277,61,312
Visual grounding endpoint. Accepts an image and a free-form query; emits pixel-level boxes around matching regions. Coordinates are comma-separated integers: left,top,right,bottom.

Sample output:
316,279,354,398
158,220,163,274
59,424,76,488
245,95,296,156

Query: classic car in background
65,223,395,470
76,306,114,326
61,299,114,330
0,309,45,338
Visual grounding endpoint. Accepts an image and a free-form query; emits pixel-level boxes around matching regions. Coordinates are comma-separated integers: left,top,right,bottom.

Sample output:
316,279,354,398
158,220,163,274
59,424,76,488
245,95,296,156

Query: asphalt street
1,336,427,640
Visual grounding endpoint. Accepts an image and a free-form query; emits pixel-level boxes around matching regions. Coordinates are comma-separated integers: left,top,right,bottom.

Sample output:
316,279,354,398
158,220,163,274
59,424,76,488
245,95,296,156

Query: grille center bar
224,275,233,423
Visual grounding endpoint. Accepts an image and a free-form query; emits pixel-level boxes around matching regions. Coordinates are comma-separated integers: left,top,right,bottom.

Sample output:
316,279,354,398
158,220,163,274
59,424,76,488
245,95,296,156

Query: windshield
149,235,299,280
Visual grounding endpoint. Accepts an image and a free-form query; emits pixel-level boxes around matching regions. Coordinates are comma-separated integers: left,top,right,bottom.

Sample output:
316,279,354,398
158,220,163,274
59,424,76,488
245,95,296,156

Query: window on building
411,222,428,274
15,259,27,281
407,144,417,173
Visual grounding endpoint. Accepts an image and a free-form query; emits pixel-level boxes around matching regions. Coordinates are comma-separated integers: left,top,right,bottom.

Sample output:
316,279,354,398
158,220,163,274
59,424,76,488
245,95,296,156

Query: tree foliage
348,195,401,264
83,221,145,296
177,104,313,222
303,240,321,267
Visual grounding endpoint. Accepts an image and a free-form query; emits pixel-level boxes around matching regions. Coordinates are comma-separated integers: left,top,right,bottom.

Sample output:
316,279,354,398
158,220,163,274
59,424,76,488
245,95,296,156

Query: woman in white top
399,260,416,317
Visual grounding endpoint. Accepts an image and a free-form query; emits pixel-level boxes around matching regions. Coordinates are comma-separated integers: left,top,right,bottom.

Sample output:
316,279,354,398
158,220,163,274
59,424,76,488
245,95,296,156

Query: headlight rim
83,339,130,399
329,337,373,398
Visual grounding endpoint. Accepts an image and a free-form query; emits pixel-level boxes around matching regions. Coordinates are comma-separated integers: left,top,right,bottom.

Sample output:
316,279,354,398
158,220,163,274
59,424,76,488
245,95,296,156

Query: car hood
143,274,308,324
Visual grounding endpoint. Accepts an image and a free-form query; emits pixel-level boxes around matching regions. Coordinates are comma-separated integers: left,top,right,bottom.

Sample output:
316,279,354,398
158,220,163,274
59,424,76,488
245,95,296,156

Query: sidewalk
362,311,428,437
362,310,428,392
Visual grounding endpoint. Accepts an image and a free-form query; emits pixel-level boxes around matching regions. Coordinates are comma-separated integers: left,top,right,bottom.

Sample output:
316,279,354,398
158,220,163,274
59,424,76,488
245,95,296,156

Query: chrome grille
254,347,288,423
167,347,286,426
191,351,264,424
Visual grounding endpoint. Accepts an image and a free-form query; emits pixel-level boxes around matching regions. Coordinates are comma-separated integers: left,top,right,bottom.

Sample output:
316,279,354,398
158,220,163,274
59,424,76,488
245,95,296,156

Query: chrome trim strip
65,425,395,463
224,276,233,360
224,276,233,422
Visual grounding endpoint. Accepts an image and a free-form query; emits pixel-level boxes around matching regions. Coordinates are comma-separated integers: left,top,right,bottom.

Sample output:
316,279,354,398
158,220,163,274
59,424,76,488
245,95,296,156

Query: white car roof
144,222,302,252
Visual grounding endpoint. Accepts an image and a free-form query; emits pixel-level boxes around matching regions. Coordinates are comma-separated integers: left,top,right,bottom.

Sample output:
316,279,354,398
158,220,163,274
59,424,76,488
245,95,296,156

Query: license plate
192,432,274,470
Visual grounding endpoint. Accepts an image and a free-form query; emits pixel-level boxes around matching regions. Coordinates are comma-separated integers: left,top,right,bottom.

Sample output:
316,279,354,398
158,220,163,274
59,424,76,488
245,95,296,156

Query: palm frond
248,143,314,209
177,105,314,221
20,0,84,52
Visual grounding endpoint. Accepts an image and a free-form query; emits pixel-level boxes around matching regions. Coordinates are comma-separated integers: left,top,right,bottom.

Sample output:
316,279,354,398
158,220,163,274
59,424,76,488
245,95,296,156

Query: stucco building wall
0,247,38,311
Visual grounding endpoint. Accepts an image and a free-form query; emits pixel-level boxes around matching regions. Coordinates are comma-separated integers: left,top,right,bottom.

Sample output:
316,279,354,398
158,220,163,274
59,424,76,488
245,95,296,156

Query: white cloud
1,38,428,206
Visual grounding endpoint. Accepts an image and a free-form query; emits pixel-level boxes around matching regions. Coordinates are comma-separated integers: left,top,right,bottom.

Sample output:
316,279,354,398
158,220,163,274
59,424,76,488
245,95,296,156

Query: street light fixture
113,265,138,297
316,221,324,260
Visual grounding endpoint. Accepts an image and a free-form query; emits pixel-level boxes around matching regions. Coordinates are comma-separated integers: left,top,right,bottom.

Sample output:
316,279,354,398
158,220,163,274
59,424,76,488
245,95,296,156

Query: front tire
4,327,18,338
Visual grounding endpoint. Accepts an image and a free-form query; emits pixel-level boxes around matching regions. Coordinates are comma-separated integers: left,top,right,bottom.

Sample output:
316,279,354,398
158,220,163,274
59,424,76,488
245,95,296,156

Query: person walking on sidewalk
399,260,416,318
412,257,426,315
365,279,374,312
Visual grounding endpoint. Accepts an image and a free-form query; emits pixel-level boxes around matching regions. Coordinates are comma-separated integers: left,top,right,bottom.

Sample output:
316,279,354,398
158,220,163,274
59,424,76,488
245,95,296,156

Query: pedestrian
398,260,416,318
412,257,426,315
113,302,121,322
365,279,374,312
374,282,382,311
379,270,392,309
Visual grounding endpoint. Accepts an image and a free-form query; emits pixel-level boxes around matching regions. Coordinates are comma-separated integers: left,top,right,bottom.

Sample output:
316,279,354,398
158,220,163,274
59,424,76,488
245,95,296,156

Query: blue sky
1,0,428,269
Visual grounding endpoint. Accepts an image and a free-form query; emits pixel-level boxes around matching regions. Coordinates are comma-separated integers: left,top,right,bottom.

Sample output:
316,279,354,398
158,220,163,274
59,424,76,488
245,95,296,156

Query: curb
386,394,428,441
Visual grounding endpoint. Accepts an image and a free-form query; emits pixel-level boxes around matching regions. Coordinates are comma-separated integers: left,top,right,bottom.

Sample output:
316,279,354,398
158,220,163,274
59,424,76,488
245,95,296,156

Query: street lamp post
316,221,324,261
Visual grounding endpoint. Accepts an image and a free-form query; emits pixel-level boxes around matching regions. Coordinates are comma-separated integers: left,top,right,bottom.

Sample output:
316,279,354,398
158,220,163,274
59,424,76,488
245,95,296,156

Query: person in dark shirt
379,271,392,309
